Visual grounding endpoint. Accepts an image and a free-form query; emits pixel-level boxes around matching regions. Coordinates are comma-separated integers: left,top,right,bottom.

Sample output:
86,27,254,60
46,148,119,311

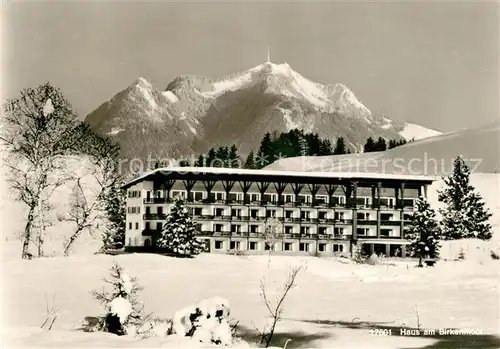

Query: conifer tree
101,184,126,250
438,156,492,240
195,154,205,167
363,137,376,153
228,144,240,168
334,137,347,155
89,262,145,334
375,137,387,151
244,151,256,169
405,197,441,267
157,198,205,256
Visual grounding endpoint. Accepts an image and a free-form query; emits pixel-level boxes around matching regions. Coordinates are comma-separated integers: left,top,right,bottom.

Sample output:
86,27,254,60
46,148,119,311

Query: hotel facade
122,167,436,257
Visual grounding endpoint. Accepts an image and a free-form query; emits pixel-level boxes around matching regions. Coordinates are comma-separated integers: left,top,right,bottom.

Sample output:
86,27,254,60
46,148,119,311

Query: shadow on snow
295,318,500,349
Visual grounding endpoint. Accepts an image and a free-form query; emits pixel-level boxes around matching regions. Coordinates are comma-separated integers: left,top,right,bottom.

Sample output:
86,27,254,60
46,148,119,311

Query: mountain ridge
84,61,441,161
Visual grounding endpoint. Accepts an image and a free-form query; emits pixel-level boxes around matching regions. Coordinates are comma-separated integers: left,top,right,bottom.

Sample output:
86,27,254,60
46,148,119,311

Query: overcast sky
2,1,498,132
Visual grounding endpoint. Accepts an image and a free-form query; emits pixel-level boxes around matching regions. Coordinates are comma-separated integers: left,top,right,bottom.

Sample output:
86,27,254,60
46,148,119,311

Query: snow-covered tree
405,197,441,267
90,262,145,334
1,84,80,259
438,156,493,240
101,183,126,251
157,198,205,256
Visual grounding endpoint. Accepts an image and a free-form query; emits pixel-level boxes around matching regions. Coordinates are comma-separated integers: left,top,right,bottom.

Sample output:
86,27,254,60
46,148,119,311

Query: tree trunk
37,233,44,257
64,227,84,256
22,205,36,259
418,256,423,268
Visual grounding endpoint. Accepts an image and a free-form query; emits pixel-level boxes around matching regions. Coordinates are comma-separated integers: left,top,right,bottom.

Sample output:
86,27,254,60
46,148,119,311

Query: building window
318,227,327,235
195,223,202,232
300,211,310,220
128,238,132,246
300,226,310,235
318,211,327,219
214,224,223,233
264,242,272,251
135,222,139,230
128,222,132,230
316,195,328,204
284,243,292,251
333,244,340,252
266,209,276,218
331,196,345,205
145,222,150,230
249,241,258,250
157,206,163,215
357,228,368,236
250,225,259,233
381,213,394,221
214,240,223,250
318,243,327,252
334,211,344,221
380,229,392,237
144,239,151,247
248,193,259,202
284,194,294,203
285,210,293,218
284,226,293,234
231,224,241,233
230,241,240,250
156,222,162,230
299,243,309,252
334,227,344,236
231,209,241,217
194,207,203,216
215,208,224,217
357,212,371,220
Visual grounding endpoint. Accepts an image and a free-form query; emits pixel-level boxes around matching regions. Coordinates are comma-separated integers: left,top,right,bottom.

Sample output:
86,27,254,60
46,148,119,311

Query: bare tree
1,84,80,259
59,155,120,256
258,263,306,347
263,217,282,267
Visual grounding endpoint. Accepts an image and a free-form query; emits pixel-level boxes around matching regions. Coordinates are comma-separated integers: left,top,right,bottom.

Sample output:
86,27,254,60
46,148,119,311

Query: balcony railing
357,220,379,225
380,220,403,226
143,213,167,220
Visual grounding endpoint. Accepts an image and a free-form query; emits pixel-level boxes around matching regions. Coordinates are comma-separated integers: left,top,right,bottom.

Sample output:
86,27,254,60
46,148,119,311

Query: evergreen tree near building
228,144,240,168
244,151,256,169
334,137,347,155
101,184,126,250
374,137,387,151
438,156,493,240
363,137,376,153
157,198,205,256
405,197,441,267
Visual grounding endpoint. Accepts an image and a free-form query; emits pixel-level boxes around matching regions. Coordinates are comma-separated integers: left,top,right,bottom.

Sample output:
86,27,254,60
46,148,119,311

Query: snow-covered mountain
85,61,440,161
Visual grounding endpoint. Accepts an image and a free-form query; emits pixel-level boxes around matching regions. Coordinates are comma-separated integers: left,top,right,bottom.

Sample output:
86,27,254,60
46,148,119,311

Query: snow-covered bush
84,262,146,335
170,296,232,346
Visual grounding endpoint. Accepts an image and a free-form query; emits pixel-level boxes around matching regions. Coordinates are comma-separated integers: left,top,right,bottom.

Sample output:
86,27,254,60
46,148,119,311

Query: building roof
122,166,437,189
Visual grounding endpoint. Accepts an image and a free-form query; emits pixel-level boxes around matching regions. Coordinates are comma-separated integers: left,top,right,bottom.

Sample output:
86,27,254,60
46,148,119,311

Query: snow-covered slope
399,123,442,141
2,252,499,348
85,62,439,161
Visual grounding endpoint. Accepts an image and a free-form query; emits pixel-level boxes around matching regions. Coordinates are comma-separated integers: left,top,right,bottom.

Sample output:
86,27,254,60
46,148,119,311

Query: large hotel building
122,167,436,257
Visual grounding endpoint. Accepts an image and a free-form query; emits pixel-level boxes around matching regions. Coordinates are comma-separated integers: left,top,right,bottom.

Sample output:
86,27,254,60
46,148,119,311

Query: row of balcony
142,229,405,240
142,198,409,210
142,213,406,226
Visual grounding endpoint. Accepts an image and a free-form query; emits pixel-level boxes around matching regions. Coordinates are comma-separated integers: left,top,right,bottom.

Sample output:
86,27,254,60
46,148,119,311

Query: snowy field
2,153,499,348
2,247,500,348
